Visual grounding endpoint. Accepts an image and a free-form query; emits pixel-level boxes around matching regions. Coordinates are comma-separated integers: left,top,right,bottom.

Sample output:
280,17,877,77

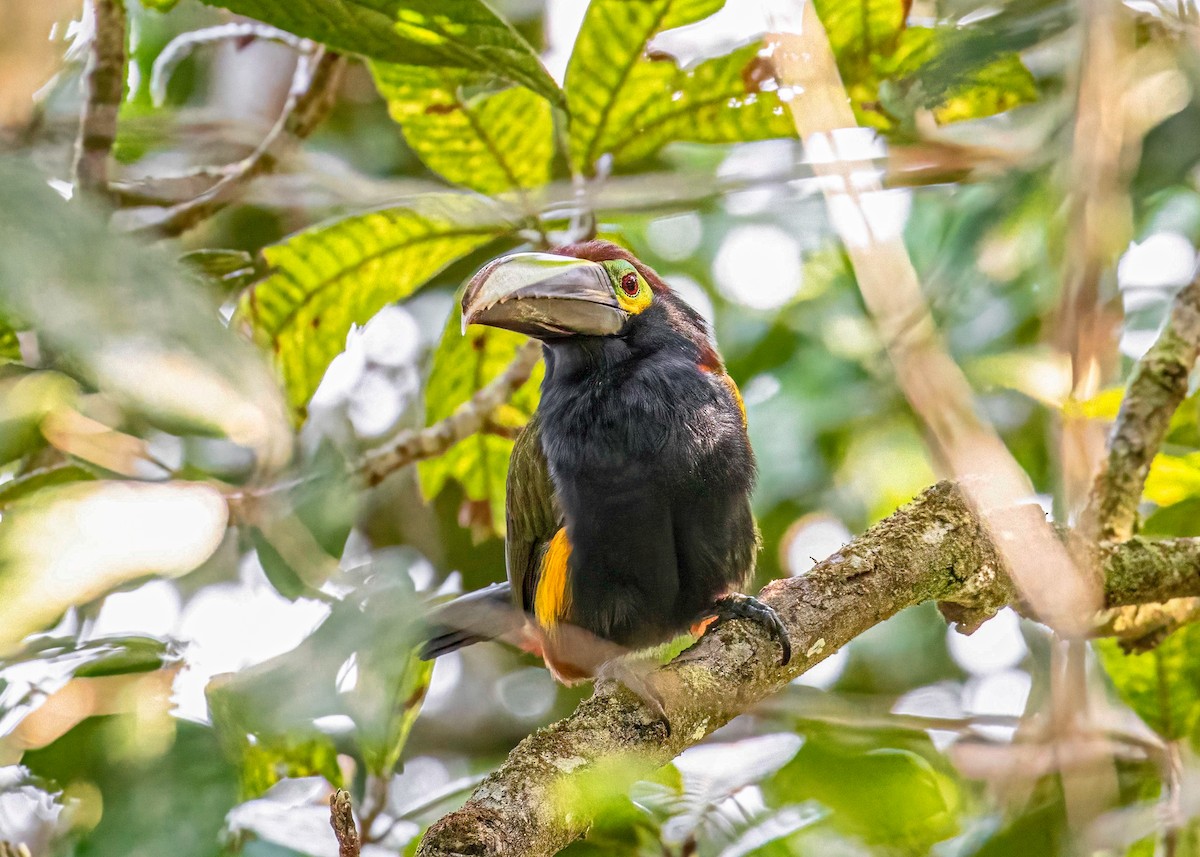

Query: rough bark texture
72,0,126,197
415,483,1200,857
329,789,360,857
360,341,542,487
1084,274,1200,542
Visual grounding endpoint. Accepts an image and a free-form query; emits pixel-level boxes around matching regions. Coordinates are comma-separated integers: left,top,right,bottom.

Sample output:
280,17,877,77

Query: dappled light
3,0,1200,856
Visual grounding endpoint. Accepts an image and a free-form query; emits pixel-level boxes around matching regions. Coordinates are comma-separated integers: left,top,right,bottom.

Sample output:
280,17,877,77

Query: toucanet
420,240,792,685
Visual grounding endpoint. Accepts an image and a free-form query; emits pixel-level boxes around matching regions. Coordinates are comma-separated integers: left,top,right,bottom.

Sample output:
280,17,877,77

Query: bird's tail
419,581,522,660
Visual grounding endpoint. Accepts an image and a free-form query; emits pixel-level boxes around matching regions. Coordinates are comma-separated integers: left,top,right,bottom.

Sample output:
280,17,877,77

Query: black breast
535,327,758,648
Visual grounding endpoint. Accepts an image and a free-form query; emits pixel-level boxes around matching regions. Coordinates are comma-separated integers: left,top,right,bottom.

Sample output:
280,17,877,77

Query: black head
461,240,720,368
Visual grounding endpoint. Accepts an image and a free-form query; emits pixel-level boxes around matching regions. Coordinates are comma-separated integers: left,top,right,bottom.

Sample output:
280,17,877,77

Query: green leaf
372,64,554,198
1,635,179,741
1143,453,1200,508
237,196,513,417
764,733,961,850
1097,624,1200,745
814,0,909,68
925,53,1038,125
811,0,1038,132
0,463,96,511
23,719,239,857
250,527,316,602
208,557,432,783
881,28,1038,128
180,249,260,293
141,0,182,10
244,449,353,601
2,634,177,679
0,325,20,363
240,738,344,798
418,310,543,538
0,369,78,467
197,0,563,106
0,158,292,472
565,0,795,174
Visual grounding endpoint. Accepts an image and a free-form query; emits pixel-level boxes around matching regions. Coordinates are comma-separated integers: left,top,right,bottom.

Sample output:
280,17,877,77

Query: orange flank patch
535,528,572,630
690,614,718,638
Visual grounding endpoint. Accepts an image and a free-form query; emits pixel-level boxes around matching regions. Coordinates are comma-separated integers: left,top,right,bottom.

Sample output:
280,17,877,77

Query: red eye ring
620,272,639,296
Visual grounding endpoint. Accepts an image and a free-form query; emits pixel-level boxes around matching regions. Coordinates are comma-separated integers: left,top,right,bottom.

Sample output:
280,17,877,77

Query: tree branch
72,0,126,198
329,789,360,857
126,48,345,240
414,482,1200,857
1083,271,1200,542
765,6,1100,636
358,341,542,487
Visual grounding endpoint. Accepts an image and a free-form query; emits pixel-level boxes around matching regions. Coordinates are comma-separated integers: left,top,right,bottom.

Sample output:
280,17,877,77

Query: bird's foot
706,593,792,666
595,656,671,737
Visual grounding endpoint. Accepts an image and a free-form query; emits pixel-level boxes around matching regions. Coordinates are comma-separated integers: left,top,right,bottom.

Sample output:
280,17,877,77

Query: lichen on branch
415,482,1200,857
1084,273,1200,543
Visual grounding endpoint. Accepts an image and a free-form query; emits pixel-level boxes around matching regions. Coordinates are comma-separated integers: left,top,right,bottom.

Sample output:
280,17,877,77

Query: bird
420,240,791,691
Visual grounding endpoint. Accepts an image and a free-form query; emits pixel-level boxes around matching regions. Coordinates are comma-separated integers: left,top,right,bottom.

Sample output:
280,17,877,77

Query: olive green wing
506,412,561,614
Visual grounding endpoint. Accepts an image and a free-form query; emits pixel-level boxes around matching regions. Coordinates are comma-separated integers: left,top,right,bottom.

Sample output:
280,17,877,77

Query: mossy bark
416,482,1200,857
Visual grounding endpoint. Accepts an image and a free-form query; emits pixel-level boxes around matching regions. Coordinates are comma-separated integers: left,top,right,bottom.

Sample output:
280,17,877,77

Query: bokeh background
2,0,1200,855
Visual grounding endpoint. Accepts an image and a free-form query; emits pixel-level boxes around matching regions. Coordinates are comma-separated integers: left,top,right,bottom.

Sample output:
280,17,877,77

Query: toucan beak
461,253,626,339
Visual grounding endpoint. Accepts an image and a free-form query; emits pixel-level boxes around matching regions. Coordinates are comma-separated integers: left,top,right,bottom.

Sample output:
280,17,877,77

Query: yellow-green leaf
565,0,795,175
811,0,1038,131
1097,625,1200,745
237,197,513,417
814,0,909,65
0,326,20,363
196,0,563,106
1143,453,1200,508
931,53,1038,125
371,64,554,198
418,310,543,538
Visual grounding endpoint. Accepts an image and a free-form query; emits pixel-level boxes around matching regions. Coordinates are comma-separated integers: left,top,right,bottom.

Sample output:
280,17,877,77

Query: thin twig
357,774,389,845
225,341,543,520
127,48,345,239
150,23,311,107
1081,270,1200,649
72,0,126,198
359,341,542,487
329,789,361,857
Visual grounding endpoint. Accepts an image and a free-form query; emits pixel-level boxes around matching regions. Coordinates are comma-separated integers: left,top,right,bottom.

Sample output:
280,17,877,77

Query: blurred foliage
815,0,1042,133
234,197,513,416
1097,624,1200,746
3,0,1200,855
418,321,543,540
197,0,564,103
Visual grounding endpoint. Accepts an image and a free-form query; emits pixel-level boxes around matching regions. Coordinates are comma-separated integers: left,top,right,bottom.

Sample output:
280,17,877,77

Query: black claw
709,593,792,666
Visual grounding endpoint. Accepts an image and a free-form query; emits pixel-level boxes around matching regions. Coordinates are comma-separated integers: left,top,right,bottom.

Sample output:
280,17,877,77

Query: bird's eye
620,272,639,296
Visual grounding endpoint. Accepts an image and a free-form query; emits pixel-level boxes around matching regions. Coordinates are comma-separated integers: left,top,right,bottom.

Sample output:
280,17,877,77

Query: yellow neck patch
535,527,573,630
